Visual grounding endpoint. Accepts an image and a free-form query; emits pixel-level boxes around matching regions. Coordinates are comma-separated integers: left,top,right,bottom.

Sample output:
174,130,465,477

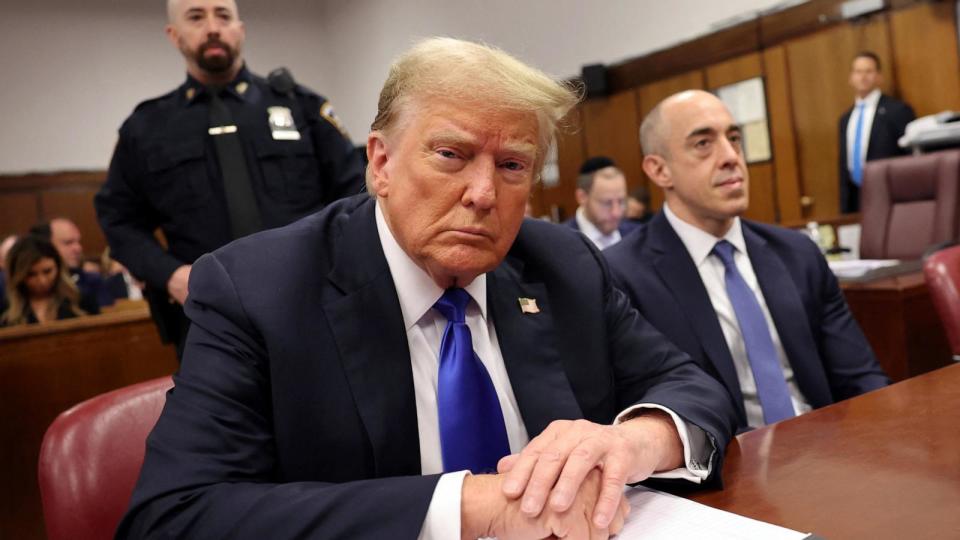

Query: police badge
267,106,301,140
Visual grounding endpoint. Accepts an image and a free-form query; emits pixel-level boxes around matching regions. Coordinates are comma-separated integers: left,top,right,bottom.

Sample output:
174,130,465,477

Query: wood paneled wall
0,171,107,259
549,0,960,224
582,90,644,194
787,15,896,219
890,1,960,116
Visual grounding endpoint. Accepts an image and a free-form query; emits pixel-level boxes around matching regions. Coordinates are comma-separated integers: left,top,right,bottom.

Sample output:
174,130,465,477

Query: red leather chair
860,149,960,260
924,245,960,361
38,376,173,540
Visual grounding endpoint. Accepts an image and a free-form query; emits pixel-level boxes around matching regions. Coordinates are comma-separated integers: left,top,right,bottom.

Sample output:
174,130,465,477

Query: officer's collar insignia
236,82,249,96
185,87,197,101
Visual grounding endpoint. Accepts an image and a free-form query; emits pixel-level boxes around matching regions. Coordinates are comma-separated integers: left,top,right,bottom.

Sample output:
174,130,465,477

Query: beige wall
0,0,797,173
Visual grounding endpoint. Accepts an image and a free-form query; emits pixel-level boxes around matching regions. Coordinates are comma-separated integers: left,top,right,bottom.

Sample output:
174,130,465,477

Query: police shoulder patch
319,101,350,139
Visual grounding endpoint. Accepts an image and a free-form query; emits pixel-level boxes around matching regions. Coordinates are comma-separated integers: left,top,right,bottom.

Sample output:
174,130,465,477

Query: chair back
860,149,960,260
38,376,173,540
924,245,960,359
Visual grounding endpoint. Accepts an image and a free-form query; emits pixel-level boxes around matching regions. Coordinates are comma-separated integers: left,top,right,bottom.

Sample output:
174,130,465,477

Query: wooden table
841,271,952,381
689,363,960,539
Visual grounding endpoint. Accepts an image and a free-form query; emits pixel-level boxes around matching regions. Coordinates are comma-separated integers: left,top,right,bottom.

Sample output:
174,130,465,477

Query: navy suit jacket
119,195,737,539
605,213,889,429
563,214,640,240
838,94,915,213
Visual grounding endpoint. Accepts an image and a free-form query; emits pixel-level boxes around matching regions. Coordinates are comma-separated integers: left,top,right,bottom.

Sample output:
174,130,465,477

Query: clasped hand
463,413,682,539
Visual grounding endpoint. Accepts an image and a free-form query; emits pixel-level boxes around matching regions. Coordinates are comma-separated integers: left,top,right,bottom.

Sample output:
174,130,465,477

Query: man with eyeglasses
564,156,638,249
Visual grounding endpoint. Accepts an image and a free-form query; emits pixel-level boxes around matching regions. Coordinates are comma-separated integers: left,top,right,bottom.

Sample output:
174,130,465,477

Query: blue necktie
713,241,795,425
851,102,866,187
434,288,510,473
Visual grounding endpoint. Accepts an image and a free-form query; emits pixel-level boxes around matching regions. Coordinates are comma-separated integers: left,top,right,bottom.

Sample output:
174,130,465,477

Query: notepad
619,486,815,539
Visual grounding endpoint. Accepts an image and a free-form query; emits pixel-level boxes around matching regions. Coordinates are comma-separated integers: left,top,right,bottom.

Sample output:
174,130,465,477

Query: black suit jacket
605,213,889,430
838,94,915,213
118,195,737,539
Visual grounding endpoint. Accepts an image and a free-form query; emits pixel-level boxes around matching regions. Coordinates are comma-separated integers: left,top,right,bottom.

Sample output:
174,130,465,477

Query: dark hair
1,235,83,325
853,51,881,72
576,156,622,192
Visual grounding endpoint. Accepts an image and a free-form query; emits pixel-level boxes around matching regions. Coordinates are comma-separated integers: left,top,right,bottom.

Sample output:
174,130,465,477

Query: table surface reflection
688,363,960,539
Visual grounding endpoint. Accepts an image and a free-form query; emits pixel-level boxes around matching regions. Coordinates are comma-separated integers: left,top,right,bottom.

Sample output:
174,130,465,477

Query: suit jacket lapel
648,215,746,415
742,225,821,399
868,95,887,154
323,199,421,476
488,256,581,438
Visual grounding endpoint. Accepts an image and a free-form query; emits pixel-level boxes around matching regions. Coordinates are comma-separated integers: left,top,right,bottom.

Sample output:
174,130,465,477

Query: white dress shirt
575,207,621,250
375,202,711,539
663,203,812,428
846,88,882,175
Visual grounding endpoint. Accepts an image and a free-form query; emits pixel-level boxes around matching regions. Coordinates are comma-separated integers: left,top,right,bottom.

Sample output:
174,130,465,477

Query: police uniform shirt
96,65,365,292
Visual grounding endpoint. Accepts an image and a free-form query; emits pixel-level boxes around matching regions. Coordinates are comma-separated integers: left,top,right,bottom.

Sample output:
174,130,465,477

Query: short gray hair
639,101,667,157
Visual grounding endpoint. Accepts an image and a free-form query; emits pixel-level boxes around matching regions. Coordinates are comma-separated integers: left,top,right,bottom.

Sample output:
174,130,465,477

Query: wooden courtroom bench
0,304,178,540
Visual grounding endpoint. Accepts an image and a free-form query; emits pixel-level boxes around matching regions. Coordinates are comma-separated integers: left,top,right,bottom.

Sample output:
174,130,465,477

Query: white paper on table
827,258,900,279
618,486,811,540
837,223,862,259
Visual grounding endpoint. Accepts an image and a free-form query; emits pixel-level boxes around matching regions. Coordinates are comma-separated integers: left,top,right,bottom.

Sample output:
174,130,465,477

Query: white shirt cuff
417,470,470,540
613,403,715,483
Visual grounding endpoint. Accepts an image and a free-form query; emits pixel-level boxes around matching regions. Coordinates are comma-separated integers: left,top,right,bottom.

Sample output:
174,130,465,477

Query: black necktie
208,87,262,239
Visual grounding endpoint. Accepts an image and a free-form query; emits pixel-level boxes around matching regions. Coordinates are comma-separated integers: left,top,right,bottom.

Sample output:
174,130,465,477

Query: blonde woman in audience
0,236,98,326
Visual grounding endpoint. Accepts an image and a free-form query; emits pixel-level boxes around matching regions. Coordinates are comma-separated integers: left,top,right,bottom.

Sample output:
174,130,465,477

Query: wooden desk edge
0,305,152,341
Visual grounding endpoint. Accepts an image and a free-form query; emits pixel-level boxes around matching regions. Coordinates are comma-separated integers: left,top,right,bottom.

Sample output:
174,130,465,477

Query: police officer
96,0,365,357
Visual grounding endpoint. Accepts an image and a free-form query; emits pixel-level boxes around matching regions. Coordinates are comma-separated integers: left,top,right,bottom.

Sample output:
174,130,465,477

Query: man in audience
564,156,638,249
118,38,737,539
95,0,364,357
838,51,914,213
29,219,108,308
606,90,889,432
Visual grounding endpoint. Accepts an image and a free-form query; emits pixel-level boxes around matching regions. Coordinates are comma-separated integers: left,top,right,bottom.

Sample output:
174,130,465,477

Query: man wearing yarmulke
564,156,640,249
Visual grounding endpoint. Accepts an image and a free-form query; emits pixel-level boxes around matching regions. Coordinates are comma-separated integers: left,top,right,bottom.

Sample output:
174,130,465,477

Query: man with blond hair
96,0,363,356
606,90,888,432
119,39,736,539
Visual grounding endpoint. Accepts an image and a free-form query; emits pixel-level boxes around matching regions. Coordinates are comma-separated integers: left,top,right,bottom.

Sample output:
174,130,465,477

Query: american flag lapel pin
518,297,540,314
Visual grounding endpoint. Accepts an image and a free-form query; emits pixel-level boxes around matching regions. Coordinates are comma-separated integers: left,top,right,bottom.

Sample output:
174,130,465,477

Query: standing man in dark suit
563,156,639,249
606,90,889,432
95,0,364,357
838,51,915,213
118,38,737,539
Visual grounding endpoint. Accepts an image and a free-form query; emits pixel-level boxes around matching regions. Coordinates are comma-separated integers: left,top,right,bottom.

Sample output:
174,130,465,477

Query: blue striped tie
434,288,510,473
713,241,796,424
851,102,867,187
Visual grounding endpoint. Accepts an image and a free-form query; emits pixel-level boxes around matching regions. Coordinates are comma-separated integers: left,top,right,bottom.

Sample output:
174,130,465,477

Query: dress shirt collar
662,202,746,266
375,201,487,330
855,88,882,108
575,206,621,248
